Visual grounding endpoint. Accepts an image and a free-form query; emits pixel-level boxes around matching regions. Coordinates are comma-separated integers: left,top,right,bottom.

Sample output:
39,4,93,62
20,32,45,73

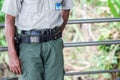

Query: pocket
57,38,64,49
49,0,63,11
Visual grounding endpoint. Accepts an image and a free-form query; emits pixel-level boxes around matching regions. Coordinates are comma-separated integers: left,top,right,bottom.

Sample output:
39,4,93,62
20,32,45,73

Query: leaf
114,0,120,9
108,0,119,17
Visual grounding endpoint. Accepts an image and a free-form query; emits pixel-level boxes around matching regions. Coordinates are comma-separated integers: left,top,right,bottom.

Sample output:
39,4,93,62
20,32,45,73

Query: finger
17,66,22,74
9,67,12,72
14,66,19,74
14,65,21,74
15,63,22,74
17,61,22,74
19,59,22,74
10,67,16,73
10,65,19,74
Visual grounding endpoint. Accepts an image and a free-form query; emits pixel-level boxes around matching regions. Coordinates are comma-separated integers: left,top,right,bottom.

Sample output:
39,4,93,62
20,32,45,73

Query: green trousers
19,38,64,80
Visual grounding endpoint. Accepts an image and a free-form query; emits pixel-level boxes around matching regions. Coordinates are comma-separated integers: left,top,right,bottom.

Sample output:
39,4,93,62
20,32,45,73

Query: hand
9,53,22,74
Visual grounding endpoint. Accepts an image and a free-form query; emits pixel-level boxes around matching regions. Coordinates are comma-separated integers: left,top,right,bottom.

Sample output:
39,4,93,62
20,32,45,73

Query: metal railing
67,18,120,24
0,18,120,80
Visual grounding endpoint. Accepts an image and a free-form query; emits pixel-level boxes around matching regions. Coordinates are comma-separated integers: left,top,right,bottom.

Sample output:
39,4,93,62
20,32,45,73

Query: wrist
59,26,65,32
8,50,17,57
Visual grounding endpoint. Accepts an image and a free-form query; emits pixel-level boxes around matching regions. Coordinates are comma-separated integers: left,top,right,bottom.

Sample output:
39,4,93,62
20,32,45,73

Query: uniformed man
1,0,74,80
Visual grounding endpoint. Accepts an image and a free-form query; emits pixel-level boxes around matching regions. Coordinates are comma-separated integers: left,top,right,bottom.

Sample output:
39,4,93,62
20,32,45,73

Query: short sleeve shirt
1,0,74,30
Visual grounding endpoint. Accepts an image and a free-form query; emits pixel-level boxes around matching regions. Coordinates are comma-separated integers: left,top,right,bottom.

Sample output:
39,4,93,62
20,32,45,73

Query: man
2,0,74,80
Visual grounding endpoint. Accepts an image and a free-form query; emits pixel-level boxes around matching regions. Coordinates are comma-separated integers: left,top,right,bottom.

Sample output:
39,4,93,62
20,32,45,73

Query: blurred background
0,0,120,80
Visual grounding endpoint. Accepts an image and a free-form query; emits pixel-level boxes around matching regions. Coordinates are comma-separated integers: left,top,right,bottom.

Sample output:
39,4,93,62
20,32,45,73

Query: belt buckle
30,36,40,43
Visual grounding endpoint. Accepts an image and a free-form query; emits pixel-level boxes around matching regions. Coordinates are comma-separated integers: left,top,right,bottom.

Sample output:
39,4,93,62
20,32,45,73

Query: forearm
60,9,70,32
5,14,16,56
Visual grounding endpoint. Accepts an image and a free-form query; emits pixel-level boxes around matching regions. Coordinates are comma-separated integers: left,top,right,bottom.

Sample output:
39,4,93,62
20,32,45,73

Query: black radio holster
14,27,21,56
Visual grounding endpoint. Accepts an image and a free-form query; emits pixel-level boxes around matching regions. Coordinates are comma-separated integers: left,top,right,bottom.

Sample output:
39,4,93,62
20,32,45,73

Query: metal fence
0,18,120,80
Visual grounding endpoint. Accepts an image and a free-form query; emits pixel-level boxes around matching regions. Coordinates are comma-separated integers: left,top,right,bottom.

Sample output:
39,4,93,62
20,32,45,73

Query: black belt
20,27,62,43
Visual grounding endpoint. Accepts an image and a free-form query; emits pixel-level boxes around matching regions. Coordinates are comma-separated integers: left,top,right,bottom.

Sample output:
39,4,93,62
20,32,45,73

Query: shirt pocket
49,0,63,11
22,0,39,13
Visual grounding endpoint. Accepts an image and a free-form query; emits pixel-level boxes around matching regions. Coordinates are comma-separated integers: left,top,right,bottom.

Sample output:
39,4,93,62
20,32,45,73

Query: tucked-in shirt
1,0,74,30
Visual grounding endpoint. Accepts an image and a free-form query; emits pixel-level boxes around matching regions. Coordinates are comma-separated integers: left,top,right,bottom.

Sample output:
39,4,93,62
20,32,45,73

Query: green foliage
108,0,120,17
87,0,107,6
95,0,120,75
0,28,6,46
97,27,120,78
0,0,6,46
0,0,5,23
